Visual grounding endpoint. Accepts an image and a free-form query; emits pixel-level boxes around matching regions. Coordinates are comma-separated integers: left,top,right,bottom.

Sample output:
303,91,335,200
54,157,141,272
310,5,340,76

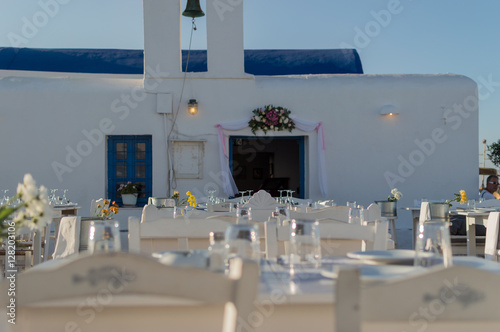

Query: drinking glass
348,206,364,225
225,224,260,263
236,207,252,223
289,219,321,273
346,201,357,209
414,221,452,268
467,199,476,210
88,219,121,254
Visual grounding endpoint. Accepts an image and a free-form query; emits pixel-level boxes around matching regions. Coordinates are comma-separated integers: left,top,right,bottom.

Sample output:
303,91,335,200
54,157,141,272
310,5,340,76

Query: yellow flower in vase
459,190,468,204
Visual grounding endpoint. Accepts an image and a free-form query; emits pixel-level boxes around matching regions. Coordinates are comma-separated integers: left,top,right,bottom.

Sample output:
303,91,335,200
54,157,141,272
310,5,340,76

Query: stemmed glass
62,189,69,204
286,190,295,206
278,190,286,204
207,189,217,205
1,190,10,205
238,191,247,204
49,189,58,205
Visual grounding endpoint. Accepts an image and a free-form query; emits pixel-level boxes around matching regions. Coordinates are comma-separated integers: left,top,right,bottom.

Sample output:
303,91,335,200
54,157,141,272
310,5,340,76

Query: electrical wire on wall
164,17,197,196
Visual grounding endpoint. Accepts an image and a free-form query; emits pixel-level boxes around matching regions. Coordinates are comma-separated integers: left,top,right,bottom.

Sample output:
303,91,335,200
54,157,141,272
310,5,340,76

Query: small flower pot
429,202,450,221
375,200,397,217
121,193,138,206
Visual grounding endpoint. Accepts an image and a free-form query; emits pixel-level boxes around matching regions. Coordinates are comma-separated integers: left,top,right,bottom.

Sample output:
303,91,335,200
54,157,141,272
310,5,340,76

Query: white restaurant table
453,210,490,256
6,252,500,331
404,206,492,256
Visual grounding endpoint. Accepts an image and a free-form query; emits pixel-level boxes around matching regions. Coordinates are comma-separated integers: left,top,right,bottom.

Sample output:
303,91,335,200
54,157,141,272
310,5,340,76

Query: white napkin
484,212,500,261
52,216,81,259
419,202,431,224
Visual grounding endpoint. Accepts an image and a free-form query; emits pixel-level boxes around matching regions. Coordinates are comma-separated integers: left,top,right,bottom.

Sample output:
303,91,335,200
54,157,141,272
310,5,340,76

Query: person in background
480,175,500,200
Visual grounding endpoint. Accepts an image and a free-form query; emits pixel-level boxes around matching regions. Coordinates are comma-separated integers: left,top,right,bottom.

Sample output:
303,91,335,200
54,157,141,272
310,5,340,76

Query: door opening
229,136,305,198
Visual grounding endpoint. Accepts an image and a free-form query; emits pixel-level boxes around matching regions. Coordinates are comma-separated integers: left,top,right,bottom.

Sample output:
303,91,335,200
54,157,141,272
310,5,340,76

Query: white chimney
143,0,182,85
143,0,250,88
206,0,246,77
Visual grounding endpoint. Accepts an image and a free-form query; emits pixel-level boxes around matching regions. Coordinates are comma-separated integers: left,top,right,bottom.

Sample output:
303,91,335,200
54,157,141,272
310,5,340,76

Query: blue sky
0,0,499,167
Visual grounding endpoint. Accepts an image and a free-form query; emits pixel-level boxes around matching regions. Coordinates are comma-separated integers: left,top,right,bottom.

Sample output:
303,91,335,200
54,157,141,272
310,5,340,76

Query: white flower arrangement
0,174,54,239
388,188,403,202
248,105,295,134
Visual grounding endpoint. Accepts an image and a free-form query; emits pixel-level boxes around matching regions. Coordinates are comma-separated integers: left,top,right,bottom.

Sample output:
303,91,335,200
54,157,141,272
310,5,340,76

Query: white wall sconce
188,99,198,115
379,104,399,116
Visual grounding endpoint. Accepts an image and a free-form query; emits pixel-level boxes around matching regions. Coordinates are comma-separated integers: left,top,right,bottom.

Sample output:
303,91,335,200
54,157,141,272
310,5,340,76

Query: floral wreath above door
248,105,295,134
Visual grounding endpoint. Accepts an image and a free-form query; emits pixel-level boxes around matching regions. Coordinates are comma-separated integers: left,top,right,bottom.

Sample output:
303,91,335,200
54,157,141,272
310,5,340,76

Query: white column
143,0,182,87
206,0,246,77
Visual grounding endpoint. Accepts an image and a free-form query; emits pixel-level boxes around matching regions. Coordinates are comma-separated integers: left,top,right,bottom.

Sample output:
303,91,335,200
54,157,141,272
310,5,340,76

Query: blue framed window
107,135,152,207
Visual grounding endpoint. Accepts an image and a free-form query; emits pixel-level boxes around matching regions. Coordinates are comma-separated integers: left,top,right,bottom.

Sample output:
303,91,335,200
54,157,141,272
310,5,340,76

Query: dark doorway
229,136,305,198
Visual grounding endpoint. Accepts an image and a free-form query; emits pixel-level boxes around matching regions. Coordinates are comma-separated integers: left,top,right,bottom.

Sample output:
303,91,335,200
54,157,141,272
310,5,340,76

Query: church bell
182,0,205,18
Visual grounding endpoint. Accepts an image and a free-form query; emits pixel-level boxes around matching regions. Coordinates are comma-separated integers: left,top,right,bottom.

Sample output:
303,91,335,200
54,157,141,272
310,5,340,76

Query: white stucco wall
0,70,478,229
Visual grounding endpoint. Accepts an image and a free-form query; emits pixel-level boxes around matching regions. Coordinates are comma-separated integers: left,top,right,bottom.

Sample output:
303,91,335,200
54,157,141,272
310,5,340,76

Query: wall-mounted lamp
188,99,198,115
379,104,399,116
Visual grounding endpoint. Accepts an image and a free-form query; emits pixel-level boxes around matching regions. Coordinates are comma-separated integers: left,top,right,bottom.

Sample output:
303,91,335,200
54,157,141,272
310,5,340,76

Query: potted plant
375,188,403,217
118,182,138,206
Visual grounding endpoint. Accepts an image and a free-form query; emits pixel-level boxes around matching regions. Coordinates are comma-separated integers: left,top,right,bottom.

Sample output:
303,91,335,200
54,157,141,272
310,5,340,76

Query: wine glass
1,189,10,205
62,189,69,204
48,189,57,205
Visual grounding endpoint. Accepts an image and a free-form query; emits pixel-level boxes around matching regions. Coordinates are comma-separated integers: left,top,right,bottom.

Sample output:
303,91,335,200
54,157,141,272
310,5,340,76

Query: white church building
0,0,478,238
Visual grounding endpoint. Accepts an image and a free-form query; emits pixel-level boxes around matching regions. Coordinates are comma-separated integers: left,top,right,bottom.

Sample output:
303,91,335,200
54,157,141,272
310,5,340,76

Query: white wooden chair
129,216,232,254
335,264,500,332
0,252,259,332
484,211,500,261
289,206,350,222
141,204,235,223
265,219,388,260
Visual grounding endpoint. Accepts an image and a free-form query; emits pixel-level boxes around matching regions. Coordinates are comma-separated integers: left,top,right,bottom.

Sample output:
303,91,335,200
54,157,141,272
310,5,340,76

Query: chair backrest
0,252,259,332
289,206,350,222
264,219,388,260
484,211,500,261
141,204,177,222
335,264,500,332
364,203,381,222
129,216,232,254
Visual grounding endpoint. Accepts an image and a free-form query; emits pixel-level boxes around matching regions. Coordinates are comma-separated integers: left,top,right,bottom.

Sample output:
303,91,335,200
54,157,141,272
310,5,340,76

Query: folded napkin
53,216,81,259
484,212,500,261
419,202,431,224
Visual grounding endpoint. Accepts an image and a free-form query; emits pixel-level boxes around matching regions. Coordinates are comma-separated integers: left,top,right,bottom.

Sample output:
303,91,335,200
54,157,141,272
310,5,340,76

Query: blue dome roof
0,47,363,75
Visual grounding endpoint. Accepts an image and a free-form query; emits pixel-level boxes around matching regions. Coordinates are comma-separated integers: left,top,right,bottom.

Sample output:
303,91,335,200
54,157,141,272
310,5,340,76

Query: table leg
466,215,477,256
390,219,398,249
